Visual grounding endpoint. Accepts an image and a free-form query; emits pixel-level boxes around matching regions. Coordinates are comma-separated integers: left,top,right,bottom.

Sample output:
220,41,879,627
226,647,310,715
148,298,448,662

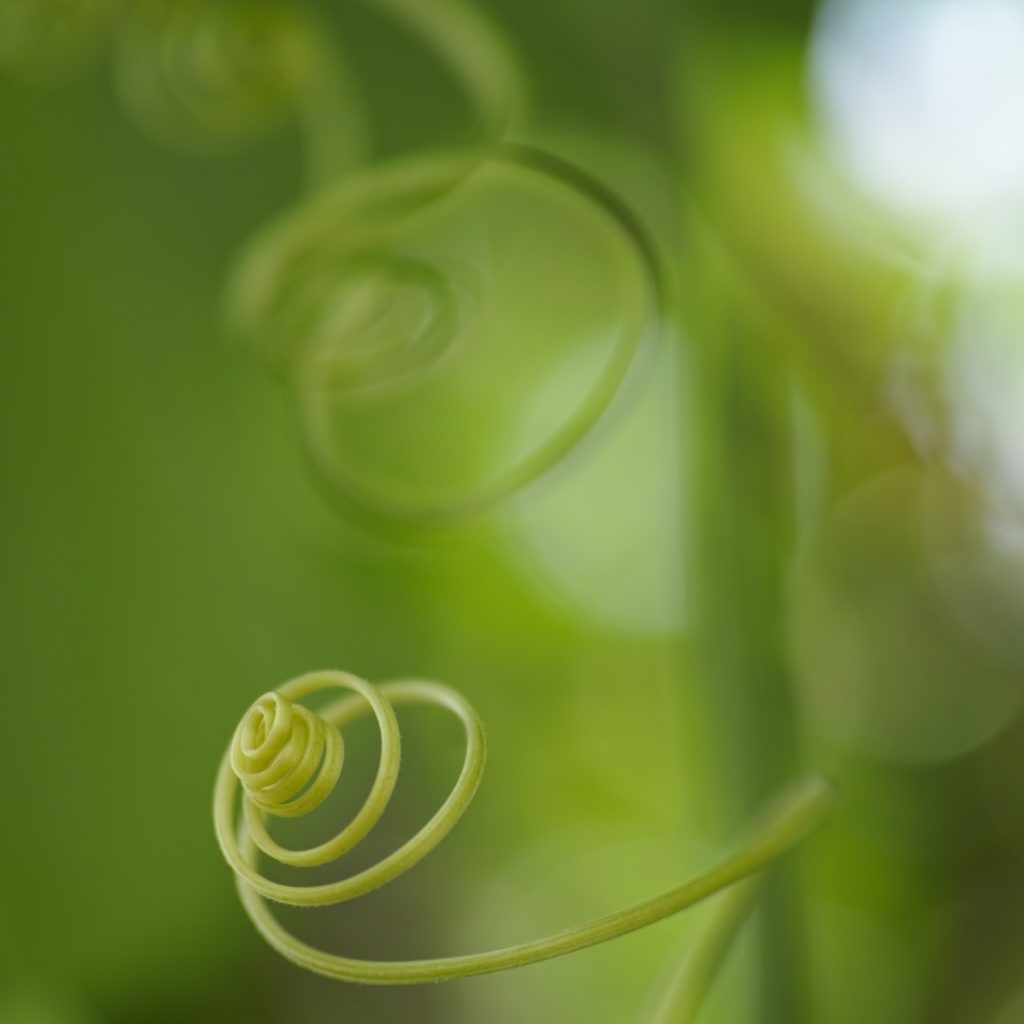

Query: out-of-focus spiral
214,669,835,985
108,0,524,182
229,145,663,525
0,0,116,82
112,0,331,155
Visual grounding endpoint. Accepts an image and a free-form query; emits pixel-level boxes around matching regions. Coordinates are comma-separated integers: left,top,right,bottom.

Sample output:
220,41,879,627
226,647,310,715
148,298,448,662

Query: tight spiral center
229,691,344,819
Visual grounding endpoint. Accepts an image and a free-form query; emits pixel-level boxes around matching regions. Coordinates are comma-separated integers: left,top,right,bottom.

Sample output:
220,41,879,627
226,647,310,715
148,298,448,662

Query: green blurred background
3,0,1024,1021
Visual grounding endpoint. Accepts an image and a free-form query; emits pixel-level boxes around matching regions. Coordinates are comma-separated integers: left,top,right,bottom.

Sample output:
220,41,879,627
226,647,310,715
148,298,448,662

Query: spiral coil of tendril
8,0,653,527
107,0,634,529
7,0,524,174
113,0,329,154
0,0,116,82
228,146,663,525
214,670,834,987
109,0,523,181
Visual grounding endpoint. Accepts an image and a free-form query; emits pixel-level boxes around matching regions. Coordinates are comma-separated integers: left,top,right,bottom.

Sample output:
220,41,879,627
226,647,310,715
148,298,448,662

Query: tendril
214,670,834,986
112,0,366,183
9,0,628,528
108,0,525,187
652,878,761,1023
0,0,117,83
359,0,527,141
228,145,663,525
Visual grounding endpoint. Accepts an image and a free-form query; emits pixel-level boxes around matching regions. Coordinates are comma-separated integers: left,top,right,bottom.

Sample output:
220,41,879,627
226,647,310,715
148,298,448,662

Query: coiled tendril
109,0,524,185
114,1,310,148
0,0,116,82
112,0,366,185
9,0,646,528
229,146,662,525
214,670,834,987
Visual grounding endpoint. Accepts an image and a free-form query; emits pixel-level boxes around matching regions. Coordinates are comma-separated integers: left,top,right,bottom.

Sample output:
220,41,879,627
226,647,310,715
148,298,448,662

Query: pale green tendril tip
214,670,834,990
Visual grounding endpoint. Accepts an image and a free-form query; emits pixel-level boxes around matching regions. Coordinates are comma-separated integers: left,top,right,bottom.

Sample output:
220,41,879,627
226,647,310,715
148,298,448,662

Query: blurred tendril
210,1,620,529
229,145,663,525
111,0,526,185
112,0,366,186
214,670,834,991
0,0,117,83
362,0,526,142
5,0,654,528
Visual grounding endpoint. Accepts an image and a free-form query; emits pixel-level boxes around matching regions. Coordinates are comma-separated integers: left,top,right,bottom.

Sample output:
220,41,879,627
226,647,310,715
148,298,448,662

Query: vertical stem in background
680,216,809,1024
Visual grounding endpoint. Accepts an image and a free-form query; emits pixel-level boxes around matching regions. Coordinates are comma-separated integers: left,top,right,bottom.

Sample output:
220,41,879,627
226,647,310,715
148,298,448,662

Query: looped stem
214,670,834,987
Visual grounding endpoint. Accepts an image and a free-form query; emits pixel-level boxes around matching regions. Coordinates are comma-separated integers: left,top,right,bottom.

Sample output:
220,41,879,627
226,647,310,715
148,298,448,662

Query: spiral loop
229,690,345,821
214,670,485,903
112,0,323,153
0,0,116,82
229,146,662,525
214,669,834,985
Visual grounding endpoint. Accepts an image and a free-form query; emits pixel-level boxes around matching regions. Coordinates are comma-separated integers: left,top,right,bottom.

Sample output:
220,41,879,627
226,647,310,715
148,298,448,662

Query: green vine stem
214,670,834,987
681,213,818,1022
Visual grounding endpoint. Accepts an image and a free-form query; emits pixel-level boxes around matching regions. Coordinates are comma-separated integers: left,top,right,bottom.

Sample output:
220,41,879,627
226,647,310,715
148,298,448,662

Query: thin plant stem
294,16,371,190
359,0,527,140
652,879,760,1023
213,670,834,986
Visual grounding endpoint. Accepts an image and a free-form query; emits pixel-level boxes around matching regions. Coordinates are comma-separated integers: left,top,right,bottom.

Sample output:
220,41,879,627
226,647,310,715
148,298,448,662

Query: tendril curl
0,0,116,82
109,0,524,184
229,145,663,525
9,0,645,528
214,670,834,985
